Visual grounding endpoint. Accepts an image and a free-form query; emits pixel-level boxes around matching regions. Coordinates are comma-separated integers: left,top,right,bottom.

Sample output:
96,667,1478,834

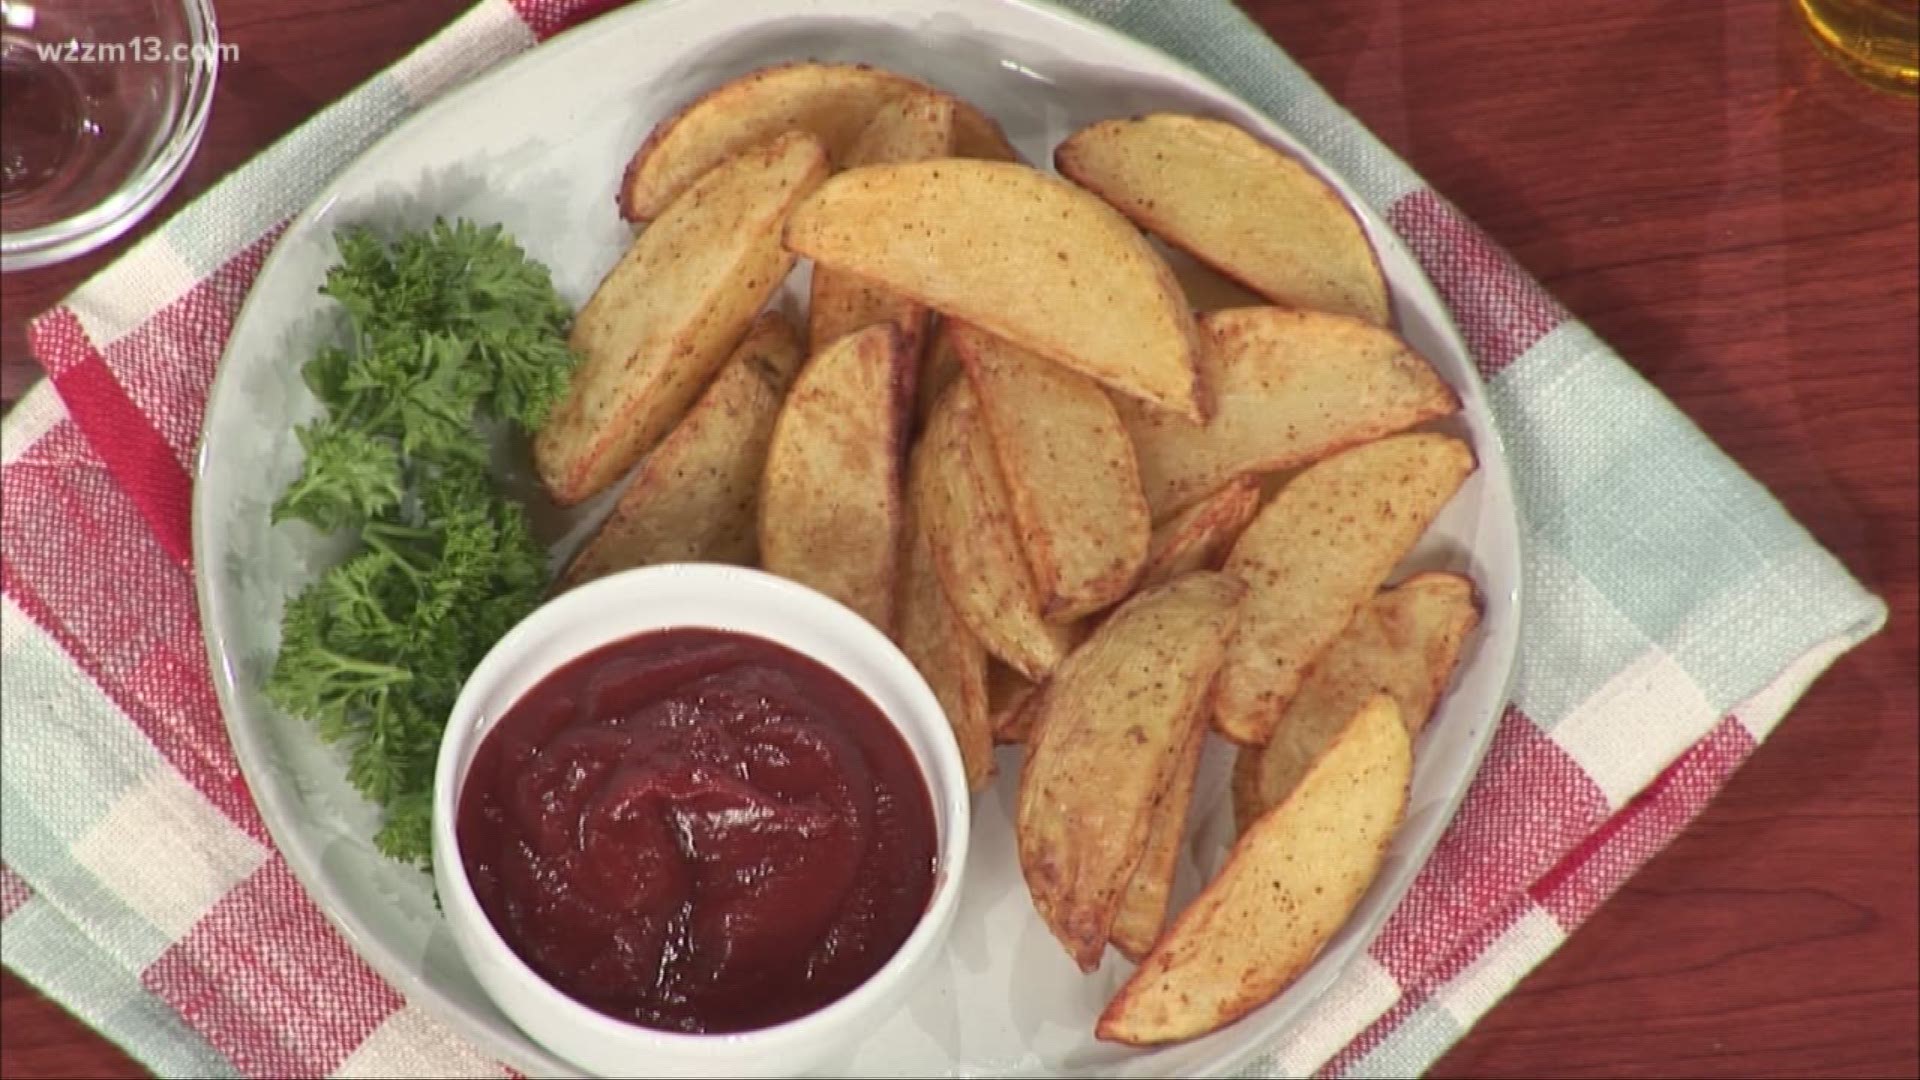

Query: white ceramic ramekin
431,564,971,1078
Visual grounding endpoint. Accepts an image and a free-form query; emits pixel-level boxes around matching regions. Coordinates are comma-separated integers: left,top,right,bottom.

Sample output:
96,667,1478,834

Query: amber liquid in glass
1796,0,1920,96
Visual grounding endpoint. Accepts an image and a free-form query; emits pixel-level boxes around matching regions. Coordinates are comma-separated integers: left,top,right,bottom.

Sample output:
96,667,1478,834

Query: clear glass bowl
0,0,219,272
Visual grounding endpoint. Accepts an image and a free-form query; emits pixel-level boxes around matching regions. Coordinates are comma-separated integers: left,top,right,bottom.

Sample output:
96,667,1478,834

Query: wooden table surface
3,0,1915,1076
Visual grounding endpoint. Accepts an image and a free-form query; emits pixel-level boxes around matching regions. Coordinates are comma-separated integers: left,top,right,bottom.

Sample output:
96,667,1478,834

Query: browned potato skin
559,312,803,588
899,440,996,793
1057,114,1390,326
537,131,828,506
784,159,1209,422
1110,717,1206,962
916,321,964,428
808,91,955,359
620,60,1018,222
1017,571,1246,972
987,661,1037,744
758,323,910,634
1137,475,1263,591
954,322,1151,622
917,382,1078,680
1231,571,1481,831
1213,432,1474,746
1099,693,1410,1046
1118,307,1460,521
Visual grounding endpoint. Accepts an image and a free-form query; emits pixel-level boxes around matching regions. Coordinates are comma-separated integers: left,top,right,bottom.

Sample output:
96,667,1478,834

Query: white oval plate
194,1,1522,1076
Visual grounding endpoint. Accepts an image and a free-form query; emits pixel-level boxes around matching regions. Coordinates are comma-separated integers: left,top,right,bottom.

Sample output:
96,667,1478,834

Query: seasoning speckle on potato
1232,571,1480,831
620,60,1018,223
809,90,955,360
1058,113,1391,325
1110,716,1207,962
917,381,1080,680
955,322,1151,621
784,159,1209,421
1017,571,1246,971
898,443,997,792
1099,693,1410,1045
1137,474,1264,591
536,131,828,505
559,311,803,587
1214,433,1475,746
758,322,910,634
1117,307,1459,521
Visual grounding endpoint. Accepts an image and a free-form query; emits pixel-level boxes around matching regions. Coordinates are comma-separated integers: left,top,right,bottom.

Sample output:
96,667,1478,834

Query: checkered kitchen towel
0,0,1887,1076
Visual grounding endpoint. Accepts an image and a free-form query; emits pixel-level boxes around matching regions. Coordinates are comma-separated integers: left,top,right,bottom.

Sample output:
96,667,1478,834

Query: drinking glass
0,0,219,271
1795,0,1920,96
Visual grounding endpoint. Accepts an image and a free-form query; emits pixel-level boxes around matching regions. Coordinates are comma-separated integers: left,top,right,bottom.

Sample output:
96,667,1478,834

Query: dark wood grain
3,1,1915,1077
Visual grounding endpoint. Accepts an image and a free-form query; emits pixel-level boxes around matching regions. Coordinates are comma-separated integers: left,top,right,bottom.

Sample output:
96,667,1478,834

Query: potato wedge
758,323,909,633
988,662,1037,745
536,131,828,505
916,321,964,427
1017,571,1246,971
1120,307,1459,520
1163,243,1265,312
1214,433,1474,745
1137,476,1262,591
785,159,1208,421
1057,114,1390,325
1099,693,1410,1045
621,61,1018,222
808,92,954,356
1371,571,1481,737
1231,571,1480,831
896,469,995,792
918,382,1077,680
955,323,1150,621
558,312,803,588
1110,717,1206,962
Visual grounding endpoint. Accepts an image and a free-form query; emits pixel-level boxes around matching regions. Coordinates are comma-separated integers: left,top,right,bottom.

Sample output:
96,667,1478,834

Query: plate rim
190,1,1524,1075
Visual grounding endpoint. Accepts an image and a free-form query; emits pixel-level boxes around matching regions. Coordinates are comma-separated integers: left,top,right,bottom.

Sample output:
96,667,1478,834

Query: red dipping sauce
456,628,937,1035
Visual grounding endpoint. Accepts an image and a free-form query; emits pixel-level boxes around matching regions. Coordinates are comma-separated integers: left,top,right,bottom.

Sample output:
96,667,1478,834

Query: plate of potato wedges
195,0,1523,1075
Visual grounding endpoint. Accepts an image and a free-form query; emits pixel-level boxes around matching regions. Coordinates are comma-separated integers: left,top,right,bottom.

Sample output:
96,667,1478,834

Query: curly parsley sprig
266,219,576,867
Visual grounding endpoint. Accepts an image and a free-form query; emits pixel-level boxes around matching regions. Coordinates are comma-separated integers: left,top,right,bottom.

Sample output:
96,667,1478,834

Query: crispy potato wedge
955,323,1150,621
1232,572,1480,831
917,321,964,427
1137,476,1262,591
1370,571,1480,736
558,312,803,588
1099,693,1410,1045
1057,114,1390,325
1120,307,1459,520
785,159,1208,421
536,131,828,505
1214,433,1474,745
1017,571,1246,971
758,323,909,633
621,61,1018,222
808,92,954,356
897,468,995,792
987,662,1038,744
918,382,1078,680
1110,718,1206,962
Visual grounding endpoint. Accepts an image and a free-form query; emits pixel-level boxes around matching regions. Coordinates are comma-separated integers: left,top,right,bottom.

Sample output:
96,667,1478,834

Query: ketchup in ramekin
455,628,937,1035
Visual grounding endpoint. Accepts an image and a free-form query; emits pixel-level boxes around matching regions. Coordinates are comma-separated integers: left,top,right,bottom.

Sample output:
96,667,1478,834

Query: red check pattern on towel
0,0,1884,1077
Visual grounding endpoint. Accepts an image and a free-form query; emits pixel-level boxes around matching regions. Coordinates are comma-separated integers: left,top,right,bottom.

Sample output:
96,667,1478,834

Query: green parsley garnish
265,219,577,868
